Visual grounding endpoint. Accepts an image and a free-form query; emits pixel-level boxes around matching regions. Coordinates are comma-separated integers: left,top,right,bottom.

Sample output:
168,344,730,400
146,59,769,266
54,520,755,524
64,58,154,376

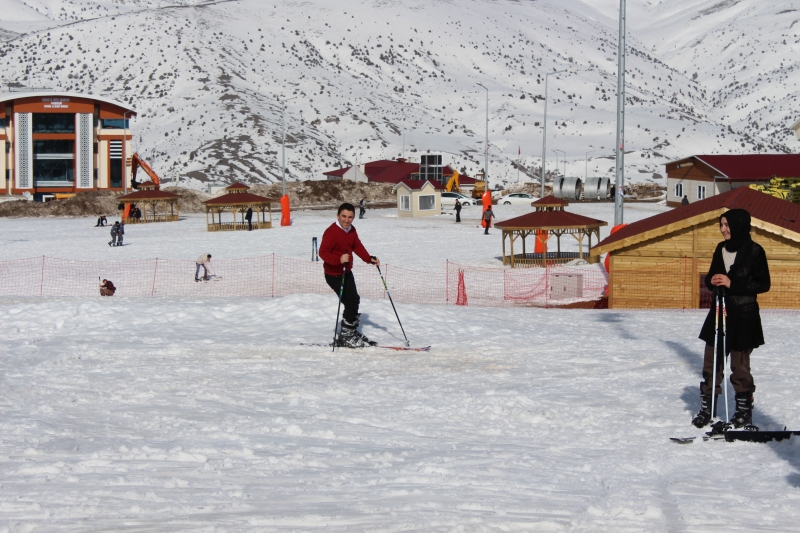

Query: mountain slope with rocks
0,0,796,191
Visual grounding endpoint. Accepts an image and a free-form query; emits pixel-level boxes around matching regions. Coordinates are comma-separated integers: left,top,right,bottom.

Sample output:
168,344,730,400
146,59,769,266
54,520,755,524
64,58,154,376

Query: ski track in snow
1,208,800,531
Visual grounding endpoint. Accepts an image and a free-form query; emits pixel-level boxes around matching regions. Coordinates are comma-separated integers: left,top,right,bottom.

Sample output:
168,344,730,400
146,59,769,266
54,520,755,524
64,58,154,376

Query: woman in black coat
692,209,770,429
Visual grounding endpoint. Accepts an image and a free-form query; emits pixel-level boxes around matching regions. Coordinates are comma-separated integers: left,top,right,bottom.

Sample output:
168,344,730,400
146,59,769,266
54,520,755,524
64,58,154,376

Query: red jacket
319,222,372,276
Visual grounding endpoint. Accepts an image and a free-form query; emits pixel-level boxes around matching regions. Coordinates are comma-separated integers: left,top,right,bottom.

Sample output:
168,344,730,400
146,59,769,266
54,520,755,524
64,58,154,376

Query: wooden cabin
591,187,800,309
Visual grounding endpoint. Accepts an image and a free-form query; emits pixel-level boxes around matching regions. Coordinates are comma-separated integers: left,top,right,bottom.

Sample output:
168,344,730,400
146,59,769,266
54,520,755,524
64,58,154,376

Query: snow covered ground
3,297,800,531
0,201,668,268
3,204,800,531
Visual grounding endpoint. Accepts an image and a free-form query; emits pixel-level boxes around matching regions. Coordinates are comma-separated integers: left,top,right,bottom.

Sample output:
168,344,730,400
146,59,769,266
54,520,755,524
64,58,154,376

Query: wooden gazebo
117,181,180,223
495,196,607,267
203,182,277,232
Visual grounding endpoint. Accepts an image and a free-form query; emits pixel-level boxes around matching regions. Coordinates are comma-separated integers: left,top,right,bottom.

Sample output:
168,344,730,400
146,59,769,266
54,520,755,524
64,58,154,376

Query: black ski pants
700,343,755,395
325,270,360,324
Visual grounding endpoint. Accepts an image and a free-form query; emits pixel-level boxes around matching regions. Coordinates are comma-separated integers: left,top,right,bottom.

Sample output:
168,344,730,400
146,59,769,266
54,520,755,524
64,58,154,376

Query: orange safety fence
0,255,796,313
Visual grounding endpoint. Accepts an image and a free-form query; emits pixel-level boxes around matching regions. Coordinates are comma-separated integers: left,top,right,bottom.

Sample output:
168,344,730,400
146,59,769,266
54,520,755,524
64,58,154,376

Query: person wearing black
681,195,689,206
245,205,253,231
99,279,116,296
692,209,770,429
116,221,125,246
454,199,462,223
109,221,119,247
95,215,107,227
483,206,494,235
358,198,366,219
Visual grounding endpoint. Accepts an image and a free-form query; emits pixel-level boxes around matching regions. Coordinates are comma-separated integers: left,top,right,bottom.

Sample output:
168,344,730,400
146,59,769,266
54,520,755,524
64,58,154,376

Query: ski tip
670,437,697,444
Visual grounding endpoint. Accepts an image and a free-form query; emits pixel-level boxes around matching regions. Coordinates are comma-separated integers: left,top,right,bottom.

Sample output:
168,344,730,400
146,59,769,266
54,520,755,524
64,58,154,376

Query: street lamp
280,96,298,197
540,68,571,198
614,0,628,225
553,149,566,178
476,83,489,191
551,149,561,179
585,146,602,181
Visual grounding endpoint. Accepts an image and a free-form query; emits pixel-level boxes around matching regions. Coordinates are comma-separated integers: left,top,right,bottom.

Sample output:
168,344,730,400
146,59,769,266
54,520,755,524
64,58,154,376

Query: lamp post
476,83,489,191
122,111,132,193
554,149,566,178
551,149,561,179
585,147,601,181
280,96,298,197
540,68,571,198
614,0,627,225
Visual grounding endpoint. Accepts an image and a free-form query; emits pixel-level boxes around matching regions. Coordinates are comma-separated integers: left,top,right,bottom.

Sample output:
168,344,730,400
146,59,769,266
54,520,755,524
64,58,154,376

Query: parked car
440,192,477,207
497,193,536,205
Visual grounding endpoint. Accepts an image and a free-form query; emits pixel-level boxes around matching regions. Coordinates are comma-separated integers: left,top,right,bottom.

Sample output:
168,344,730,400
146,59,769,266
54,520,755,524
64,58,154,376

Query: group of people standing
108,221,125,247
451,199,495,234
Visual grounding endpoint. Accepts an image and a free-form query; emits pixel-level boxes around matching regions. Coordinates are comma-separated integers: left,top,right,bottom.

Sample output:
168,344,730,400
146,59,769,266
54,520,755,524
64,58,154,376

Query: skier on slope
692,209,770,429
319,202,380,348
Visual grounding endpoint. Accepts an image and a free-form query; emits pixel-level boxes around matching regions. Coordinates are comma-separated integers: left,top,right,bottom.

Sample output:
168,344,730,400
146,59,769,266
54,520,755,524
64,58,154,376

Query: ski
669,437,696,444
300,342,431,352
725,430,800,443
195,275,222,282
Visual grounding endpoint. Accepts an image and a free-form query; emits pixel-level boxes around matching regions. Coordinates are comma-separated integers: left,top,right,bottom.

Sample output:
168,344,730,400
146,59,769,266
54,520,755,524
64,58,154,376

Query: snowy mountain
0,0,797,189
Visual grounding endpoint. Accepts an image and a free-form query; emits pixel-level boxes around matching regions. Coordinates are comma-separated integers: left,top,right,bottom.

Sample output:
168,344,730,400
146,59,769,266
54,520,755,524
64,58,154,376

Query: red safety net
0,255,796,312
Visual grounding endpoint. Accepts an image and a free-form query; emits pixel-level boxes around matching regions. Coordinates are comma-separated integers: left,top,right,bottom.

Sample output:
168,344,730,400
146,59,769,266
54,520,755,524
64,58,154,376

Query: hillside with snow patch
0,0,797,189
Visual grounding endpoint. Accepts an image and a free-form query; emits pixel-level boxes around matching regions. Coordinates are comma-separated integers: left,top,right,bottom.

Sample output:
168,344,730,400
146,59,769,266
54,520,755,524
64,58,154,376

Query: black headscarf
721,208,752,252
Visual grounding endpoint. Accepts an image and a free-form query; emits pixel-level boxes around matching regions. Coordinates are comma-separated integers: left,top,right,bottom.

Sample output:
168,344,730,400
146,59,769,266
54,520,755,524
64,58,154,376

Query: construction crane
749,176,800,205
130,152,161,189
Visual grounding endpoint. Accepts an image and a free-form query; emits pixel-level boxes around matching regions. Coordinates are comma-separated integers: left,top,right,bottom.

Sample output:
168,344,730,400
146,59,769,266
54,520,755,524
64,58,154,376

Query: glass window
32,113,75,133
418,194,435,211
697,185,706,200
400,195,410,211
34,140,74,155
34,160,74,183
101,119,130,129
110,158,123,188
675,183,683,198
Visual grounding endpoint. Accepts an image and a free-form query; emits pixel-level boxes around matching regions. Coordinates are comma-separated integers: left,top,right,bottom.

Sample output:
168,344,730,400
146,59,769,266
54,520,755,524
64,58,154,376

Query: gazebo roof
138,181,158,190
118,189,180,201
532,195,569,208
495,210,608,231
226,181,250,191
204,191,277,206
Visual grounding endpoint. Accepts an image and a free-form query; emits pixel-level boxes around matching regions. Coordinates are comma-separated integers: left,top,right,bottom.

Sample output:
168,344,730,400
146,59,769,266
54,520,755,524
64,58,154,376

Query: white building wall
14,112,32,190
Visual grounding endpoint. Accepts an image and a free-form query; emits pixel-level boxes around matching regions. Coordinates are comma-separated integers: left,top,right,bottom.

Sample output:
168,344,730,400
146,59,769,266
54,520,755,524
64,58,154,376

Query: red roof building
322,158,475,186
591,187,800,309
665,154,800,207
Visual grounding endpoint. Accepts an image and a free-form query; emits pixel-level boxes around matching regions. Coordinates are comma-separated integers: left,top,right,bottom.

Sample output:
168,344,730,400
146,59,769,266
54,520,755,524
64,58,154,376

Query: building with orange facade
1,91,136,198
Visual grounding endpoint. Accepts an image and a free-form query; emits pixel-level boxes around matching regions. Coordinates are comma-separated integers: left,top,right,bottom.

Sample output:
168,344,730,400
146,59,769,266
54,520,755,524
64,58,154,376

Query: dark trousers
325,270,360,323
701,343,755,395
484,220,490,234
455,211,461,223
247,219,252,230
359,207,365,219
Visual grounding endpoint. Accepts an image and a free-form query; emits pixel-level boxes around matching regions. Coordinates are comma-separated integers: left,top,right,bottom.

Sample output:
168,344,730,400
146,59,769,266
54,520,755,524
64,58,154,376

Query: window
101,119,130,129
109,140,123,188
418,194,436,211
400,195,410,211
675,183,683,199
33,140,74,185
697,185,706,200
32,113,75,133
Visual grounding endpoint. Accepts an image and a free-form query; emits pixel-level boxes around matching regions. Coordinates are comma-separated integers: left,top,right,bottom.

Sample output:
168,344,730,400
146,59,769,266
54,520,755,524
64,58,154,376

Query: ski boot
335,318,377,348
692,394,715,428
731,392,755,429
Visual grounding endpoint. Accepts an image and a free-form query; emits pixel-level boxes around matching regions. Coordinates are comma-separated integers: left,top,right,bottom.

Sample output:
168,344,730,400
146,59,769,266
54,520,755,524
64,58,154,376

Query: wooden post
510,231,515,268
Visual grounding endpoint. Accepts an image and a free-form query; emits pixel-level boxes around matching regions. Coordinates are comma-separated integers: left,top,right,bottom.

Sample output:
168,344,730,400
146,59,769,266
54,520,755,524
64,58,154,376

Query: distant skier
116,221,125,246
99,279,116,297
245,205,253,231
108,221,120,247
95,215,107,227
692,209,770,430
195,254,212,281
359,198,366,219
454,199,462,223
681,195,689,206
319,202,380,348
483,206,494,235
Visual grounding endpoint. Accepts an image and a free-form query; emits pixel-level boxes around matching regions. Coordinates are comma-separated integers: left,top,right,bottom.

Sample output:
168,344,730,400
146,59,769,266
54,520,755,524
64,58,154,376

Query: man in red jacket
319,203,380,348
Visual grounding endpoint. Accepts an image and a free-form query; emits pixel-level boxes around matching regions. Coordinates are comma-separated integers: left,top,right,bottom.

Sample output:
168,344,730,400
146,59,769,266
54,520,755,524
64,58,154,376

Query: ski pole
332,257,348,352
721,287,729,424
710,287,724,425
375,263,410,347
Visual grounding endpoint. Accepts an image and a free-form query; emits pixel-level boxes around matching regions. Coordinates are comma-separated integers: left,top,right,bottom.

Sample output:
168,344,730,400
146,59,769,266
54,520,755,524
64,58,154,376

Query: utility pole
281,96,298,197
477,83,489,191
614,0,627,225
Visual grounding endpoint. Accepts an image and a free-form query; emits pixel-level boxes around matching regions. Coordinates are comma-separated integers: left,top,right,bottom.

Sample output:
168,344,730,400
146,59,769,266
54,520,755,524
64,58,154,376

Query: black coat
699,240,770,352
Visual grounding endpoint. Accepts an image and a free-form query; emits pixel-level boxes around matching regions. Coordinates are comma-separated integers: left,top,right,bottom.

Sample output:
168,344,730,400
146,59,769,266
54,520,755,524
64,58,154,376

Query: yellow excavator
445,170,461,193
749,176,800,205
